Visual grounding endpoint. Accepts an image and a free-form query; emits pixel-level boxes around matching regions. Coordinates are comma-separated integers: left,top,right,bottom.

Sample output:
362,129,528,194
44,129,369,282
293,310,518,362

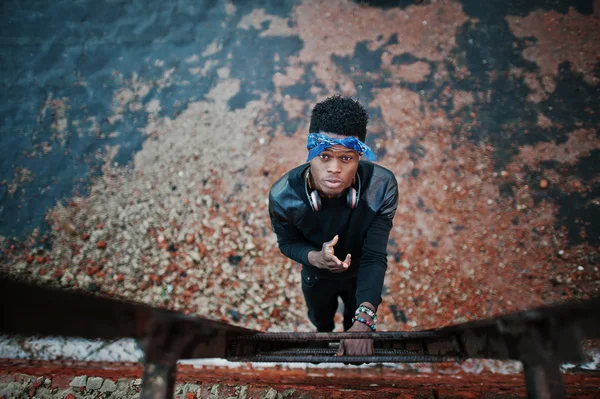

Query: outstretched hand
308,235,351,273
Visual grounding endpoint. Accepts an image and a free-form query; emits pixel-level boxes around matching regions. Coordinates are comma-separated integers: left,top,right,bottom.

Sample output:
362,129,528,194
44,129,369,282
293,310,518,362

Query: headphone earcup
347,187,358,209
310,190,322,212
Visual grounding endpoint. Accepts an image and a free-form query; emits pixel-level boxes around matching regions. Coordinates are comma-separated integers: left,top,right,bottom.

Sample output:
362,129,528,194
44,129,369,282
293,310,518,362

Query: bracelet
355,306,377,323
353,316,376,331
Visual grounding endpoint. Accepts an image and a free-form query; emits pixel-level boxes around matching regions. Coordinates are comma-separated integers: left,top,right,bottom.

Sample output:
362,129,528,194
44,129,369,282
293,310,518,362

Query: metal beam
1,274,598,399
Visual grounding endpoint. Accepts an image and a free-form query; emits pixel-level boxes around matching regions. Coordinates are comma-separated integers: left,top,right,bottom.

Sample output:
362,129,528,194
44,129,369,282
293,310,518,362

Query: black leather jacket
268,161,399,308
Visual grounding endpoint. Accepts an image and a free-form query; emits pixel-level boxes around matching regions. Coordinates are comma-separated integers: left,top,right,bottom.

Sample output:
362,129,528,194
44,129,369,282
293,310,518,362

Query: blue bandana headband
306,133,377,162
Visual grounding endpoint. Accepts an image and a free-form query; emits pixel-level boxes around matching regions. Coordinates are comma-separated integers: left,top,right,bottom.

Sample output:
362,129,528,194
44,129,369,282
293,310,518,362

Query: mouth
323,179,343,189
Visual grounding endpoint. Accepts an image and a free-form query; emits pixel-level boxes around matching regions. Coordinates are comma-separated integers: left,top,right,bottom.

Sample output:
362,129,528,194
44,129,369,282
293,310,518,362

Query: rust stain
2,0,599,355
507,8,600,85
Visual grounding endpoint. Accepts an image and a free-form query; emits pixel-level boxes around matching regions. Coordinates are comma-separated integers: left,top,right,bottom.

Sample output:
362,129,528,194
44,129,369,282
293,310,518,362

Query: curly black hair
309,95,369,142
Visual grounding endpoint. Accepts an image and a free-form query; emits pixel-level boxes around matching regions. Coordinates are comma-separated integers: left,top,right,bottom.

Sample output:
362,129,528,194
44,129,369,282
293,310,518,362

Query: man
268,95,399,356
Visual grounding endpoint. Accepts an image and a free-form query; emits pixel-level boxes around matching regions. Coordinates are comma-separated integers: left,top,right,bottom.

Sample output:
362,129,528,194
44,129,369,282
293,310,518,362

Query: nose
327,158,342,174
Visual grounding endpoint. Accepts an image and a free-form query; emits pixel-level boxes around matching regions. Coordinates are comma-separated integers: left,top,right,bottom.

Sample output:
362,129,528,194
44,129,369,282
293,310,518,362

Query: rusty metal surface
140,362,176,399
236,331,451,341
227,354,460,363
1,0,598,339
0,274,254,355
263,348,419,355
1,1,599,396
2,276,599,398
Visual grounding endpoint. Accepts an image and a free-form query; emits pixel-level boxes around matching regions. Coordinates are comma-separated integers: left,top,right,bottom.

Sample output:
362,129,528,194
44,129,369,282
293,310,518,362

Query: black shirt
268,161,399,309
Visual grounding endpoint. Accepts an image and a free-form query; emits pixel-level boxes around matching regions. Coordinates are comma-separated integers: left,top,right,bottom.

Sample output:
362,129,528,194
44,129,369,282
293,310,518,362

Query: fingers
323,251,343,267
325,253,350,273
335,339,374,357
327,257,348,273
323,235,338,252
329,234,338,247
342,254,351,269
322,236,350,273
336,343,345,356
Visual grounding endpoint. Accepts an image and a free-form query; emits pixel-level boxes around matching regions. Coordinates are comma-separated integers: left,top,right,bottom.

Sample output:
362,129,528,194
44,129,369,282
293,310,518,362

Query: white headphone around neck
304,168,361,212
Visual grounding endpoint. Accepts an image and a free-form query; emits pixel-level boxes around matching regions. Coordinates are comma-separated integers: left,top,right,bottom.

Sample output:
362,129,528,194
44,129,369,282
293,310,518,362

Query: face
309,133,360,198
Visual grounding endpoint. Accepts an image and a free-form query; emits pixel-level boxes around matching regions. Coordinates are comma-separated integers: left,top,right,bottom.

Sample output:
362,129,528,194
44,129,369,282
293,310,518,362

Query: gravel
1,0,598,339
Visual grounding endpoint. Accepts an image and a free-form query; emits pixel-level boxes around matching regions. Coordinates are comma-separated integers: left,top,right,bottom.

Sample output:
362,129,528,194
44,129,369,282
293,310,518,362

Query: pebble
238,386,248,399
70,375,87,388
97,241,107,249
197,242,207,256
100,379,117,392
263,387,279,399
87,376,104,390
183,383,200,394
189,250,201,262
185,234,195,244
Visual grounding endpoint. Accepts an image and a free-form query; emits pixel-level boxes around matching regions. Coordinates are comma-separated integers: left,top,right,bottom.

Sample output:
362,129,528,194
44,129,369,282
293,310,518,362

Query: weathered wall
1,0,599,333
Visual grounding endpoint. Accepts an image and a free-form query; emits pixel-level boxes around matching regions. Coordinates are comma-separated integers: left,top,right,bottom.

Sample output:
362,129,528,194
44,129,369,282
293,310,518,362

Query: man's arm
336,176,398,357
355,176,399,310
268,191,318,265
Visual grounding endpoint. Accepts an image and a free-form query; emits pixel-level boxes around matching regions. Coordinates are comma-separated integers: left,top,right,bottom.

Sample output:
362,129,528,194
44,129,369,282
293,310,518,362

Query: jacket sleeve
355,176,399,310
268,191,319,266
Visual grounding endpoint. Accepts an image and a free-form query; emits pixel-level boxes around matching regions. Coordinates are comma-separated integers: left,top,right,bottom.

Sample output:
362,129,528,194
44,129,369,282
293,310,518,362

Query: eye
319,153,329,160
341,156,352,162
